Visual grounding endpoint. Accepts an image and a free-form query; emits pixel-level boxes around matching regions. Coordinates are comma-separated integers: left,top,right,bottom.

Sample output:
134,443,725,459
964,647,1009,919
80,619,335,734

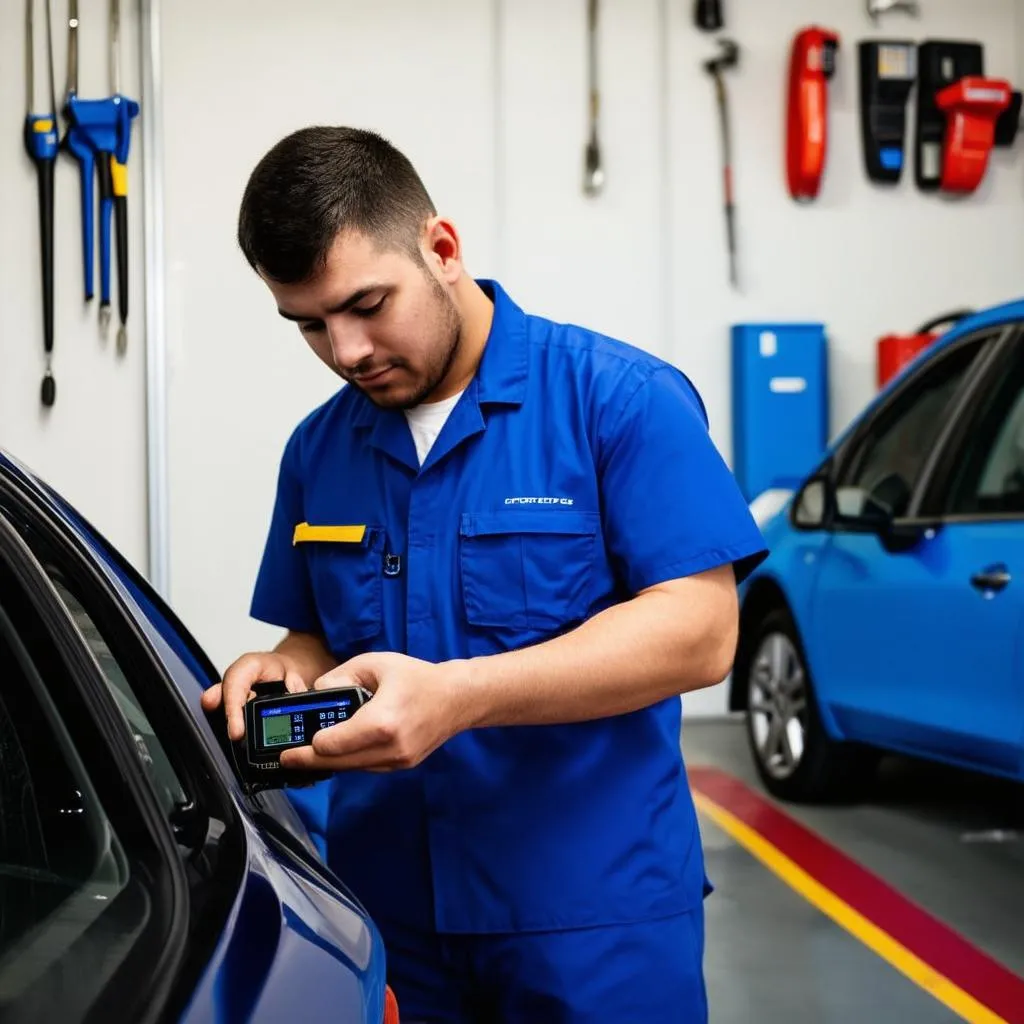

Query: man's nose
327,320,375,373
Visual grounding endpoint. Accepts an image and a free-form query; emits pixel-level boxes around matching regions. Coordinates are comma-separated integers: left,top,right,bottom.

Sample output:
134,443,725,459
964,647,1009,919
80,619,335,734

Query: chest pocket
459,509,600,633
302,524,385,655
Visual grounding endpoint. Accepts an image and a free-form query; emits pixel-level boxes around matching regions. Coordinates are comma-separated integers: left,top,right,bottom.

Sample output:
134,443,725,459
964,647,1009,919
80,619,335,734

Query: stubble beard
369,275,464,411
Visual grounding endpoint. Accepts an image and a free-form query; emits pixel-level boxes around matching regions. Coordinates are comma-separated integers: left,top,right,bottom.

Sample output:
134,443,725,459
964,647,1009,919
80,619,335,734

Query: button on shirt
250,280,768,935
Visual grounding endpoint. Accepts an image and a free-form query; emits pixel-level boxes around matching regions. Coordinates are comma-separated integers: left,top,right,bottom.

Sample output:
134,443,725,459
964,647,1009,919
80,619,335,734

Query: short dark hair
237,126,436,283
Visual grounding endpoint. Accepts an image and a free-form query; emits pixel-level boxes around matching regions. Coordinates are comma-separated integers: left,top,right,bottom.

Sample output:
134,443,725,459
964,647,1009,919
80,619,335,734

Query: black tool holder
995,91,1023,147
859,40,918,184
914,41,984,190
914,41,1021,190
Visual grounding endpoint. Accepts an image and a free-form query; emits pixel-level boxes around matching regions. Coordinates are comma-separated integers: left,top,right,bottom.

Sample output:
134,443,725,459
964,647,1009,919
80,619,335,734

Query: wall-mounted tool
866,0,920,23
694,0,724,32
62,0,95,304
935,77,1012,192
786,27,840,201
858,40,917,184
108,0,138,355
703,38,740,286
63,0,139,352
24,0,59,408
913,40,983,190
582,0,604,197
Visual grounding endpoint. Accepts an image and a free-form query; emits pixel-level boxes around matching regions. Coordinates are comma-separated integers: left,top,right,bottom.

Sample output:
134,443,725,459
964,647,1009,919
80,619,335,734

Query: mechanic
202,125,768,1023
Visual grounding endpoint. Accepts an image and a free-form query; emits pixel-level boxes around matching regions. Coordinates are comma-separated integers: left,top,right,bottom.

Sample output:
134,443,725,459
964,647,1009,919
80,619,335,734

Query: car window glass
945,347,1024,516
838,339,986,519
0,601,142,1019
45,575,189,818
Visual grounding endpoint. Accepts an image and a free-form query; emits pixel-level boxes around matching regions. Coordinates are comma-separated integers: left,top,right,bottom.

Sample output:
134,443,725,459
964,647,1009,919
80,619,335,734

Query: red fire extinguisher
876,309,973,389
786,26,840,201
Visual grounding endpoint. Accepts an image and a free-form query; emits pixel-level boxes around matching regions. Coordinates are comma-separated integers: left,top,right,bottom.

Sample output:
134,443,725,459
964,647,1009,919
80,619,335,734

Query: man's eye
352,297,386,318
300,321,325,334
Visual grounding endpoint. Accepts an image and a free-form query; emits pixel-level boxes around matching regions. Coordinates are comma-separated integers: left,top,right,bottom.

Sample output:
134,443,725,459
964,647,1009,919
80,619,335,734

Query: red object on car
876,310,973,389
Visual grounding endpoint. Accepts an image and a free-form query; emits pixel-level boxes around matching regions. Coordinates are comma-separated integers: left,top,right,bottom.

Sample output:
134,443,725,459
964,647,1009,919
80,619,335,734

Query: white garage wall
670,0,1024,451
2,1,1023,718
0,0,149,571
156,0,1024,717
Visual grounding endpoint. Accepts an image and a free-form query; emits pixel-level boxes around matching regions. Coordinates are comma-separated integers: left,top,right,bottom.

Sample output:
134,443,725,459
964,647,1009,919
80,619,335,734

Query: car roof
932,298,1024,347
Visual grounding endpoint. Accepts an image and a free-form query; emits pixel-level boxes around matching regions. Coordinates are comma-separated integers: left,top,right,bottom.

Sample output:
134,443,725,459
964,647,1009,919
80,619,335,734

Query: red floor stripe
689,766,1024,1024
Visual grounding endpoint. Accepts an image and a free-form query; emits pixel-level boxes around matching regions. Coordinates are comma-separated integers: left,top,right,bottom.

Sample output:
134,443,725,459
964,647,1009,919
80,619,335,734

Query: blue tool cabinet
731,322,829,502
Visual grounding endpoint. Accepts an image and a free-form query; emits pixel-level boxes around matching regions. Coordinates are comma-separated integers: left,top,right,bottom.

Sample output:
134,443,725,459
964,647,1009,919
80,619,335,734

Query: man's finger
279,742,396,774
200,682,223,711
222,662,262,741
313,652,387,692
312,668,360,691
284,670,308,693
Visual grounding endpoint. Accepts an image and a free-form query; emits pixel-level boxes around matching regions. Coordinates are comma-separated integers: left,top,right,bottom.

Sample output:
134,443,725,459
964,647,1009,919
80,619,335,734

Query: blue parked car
0,451,397,1022
732,300,1024,802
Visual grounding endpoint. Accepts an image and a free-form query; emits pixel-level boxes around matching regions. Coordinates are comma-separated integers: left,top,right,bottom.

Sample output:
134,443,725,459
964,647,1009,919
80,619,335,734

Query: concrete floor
685,718,1024,1022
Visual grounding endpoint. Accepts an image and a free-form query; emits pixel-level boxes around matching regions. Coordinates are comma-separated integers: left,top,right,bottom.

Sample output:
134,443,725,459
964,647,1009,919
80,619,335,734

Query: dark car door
0,510,241,1024
0,460,390,1024
805,325,1024,775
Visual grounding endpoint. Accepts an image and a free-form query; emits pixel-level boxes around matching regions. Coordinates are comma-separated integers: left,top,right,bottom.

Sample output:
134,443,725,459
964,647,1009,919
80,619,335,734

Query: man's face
264,229,462,409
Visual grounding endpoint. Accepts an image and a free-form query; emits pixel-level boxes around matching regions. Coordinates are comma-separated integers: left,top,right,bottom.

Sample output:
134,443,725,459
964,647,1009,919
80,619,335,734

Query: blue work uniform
251,280,768,1022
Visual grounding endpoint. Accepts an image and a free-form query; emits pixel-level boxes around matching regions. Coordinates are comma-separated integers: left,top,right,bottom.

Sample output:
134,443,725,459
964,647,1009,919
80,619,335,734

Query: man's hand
201,651,310,742
279,653,473,773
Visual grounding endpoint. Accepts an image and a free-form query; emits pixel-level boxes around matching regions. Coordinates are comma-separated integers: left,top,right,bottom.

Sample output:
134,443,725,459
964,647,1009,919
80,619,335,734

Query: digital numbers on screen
262,712,296,747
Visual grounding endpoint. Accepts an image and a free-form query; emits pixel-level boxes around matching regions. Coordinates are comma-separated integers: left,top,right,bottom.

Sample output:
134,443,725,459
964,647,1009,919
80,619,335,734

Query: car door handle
970,566,1011,592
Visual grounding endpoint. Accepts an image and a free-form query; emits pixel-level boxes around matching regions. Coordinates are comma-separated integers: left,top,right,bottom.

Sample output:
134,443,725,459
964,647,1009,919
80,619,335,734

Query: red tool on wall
786,26,840,201
935,77,1012,193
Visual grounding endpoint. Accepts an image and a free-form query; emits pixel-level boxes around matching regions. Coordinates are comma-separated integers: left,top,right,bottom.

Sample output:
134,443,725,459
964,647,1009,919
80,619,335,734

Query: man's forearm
457,564,738,731
275,630,338,686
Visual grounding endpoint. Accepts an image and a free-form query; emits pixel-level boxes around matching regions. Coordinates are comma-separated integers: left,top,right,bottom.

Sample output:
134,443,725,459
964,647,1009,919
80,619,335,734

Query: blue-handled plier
63,0,139,353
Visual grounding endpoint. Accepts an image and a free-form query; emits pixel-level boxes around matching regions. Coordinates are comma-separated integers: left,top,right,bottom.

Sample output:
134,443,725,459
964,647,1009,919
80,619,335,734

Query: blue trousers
382,907,709,1024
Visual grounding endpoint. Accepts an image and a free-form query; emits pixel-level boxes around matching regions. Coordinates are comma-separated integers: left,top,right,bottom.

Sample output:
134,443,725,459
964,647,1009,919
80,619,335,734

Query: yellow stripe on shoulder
292,523,367,545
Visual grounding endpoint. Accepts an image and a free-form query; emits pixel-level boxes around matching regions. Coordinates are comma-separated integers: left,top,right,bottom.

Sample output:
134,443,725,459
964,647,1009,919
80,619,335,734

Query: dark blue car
731,300,1024,802
0,451,397,1022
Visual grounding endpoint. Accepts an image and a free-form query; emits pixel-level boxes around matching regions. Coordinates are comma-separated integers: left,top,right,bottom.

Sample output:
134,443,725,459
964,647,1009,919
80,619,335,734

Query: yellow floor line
692,790,1008,1024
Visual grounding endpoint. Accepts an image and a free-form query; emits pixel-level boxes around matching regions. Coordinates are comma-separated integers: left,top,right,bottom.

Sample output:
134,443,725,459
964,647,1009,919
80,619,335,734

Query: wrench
866,0,920,22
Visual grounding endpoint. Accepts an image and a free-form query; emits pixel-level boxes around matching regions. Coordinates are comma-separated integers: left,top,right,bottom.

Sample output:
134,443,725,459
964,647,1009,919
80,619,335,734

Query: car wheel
744,607,875,803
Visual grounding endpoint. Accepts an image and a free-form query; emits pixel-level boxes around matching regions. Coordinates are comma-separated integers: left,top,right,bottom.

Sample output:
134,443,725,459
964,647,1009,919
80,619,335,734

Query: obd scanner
234,680,372,791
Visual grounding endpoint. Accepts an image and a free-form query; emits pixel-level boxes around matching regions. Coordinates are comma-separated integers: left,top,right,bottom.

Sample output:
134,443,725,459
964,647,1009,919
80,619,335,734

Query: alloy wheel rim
748,631,808,780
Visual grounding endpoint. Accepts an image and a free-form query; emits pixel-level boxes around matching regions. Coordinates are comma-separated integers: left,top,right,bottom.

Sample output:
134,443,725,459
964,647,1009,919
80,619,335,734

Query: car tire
743,607,876,803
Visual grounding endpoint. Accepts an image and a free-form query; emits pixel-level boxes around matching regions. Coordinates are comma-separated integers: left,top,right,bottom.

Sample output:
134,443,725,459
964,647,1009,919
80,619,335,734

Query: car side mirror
791,475,833,529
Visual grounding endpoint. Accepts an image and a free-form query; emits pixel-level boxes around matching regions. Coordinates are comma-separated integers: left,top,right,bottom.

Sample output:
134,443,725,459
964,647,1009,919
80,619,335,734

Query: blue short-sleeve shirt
251,280,768,934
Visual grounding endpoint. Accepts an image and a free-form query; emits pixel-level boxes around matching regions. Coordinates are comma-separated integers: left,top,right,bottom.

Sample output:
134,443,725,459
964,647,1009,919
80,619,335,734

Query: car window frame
0,513,194,1024
0,486,248,1023
913,324,1024,523
0,460,336,884
828,326,1010,532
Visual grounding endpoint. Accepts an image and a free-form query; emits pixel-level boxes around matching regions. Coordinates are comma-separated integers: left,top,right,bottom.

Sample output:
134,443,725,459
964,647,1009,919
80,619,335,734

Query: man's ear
423,216,463,284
